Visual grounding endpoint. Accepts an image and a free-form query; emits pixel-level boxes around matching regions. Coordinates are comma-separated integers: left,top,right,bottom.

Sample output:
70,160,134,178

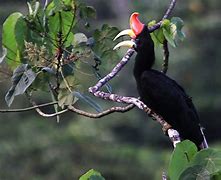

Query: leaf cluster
168,140,221,180
148,17,185,47
79,169,105,180
1,0,119,111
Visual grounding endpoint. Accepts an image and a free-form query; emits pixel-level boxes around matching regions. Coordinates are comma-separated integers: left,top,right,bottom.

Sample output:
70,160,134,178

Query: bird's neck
133,43,155,80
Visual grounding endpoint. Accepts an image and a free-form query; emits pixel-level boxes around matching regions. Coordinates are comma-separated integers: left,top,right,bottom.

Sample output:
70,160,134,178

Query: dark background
0,0,221,179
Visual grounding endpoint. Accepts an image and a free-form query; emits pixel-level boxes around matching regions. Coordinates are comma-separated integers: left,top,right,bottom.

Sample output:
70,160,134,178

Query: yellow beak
113,29,136,41
113,29,136,50
113,40,136,50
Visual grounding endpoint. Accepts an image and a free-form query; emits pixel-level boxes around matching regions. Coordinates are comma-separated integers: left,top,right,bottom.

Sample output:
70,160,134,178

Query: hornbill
113,12,204,148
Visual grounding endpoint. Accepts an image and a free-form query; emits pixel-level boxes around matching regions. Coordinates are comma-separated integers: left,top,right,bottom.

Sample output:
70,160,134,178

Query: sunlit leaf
47,1,76,48
2,12,27,69
5,64,36,106
148,20,165,46
79,169,105,180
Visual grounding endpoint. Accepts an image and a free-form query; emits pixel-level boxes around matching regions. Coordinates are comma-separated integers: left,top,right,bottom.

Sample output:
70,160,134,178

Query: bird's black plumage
133,26,203,147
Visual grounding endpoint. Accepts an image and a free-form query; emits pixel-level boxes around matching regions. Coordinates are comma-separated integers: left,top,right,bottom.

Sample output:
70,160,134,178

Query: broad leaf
171,17,186,41
178,148,221,179
162,25,177,47
79,4,96,19
179,165,210,180
2,12,27,69
211,170,221,179
47,0,76,48
58,76,81,108
148,20,165,46
79,169,105,180
191,148,221,174
73,33,88,47
5,64,36,106
93,24,119,68
168,140,198,180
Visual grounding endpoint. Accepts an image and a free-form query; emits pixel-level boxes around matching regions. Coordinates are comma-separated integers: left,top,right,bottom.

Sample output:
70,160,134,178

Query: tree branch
161,40,169,74
68,103,135,118
0,102,57,113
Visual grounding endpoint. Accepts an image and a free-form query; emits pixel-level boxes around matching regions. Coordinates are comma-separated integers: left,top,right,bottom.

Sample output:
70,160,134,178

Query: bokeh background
0,0,221,179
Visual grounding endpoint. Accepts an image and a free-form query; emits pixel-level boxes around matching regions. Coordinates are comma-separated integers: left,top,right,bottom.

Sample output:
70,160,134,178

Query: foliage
168,140,221,180
0,0,221,179
1,0,119,109
148,17,185,47
79,169,105,180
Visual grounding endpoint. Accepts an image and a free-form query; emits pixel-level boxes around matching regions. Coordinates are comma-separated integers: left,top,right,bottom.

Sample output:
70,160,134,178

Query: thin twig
68,103,135,118
161,40,169,74
0,102,57,113
25,93,68,118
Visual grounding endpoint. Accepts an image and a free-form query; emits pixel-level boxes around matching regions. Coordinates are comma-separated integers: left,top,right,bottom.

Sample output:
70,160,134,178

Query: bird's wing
139,70,203,146
139,69,200,122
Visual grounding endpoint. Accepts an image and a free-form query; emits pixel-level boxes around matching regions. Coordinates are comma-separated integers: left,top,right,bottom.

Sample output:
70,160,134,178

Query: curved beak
113,29,136,50
113,29,136,41
113,40,136,50
113,12,144,50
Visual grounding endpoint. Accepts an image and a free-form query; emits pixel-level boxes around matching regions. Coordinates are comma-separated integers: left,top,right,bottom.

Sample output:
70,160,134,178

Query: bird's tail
199,127,209,149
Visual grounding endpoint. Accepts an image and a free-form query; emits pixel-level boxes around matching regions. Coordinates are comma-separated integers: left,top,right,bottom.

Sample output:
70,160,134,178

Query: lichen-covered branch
168,129,181,147
161,40,169,74
68,103,135,118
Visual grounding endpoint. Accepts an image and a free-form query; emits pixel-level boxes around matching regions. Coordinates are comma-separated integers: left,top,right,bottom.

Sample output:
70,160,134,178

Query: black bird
114,12,204,148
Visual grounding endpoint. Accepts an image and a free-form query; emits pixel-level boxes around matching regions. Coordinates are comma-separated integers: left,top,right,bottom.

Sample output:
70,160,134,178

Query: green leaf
79,4,96,19
191,148,221,174
58,90,76,108
27,1,40,17
179,165,210,180
171,17,186,41
168,140,198,180
5,64,36,106
0,47,7,63
2,12,27,69
79,169,105,180
73,33,88,47
148,20,165,46
92,25,119,67
46,1,76,48
211,171,221,180
163,25,177,47
74,92,102,112
58,76,81,108
178,148,221,180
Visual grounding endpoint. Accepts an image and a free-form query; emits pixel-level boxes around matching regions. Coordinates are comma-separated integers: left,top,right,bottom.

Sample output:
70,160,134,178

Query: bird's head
113,12,152,51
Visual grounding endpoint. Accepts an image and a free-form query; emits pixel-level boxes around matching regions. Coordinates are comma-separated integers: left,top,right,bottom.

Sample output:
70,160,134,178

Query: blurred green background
0,0,221,179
